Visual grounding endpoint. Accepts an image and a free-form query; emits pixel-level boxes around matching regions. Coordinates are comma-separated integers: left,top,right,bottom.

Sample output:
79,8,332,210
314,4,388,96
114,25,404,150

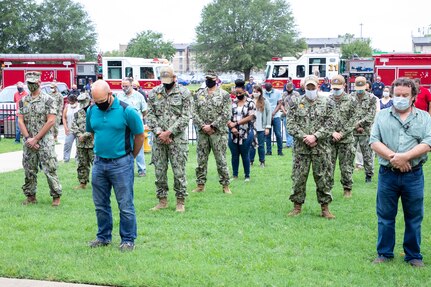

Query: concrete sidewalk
0,278,110,287
0,125,75,173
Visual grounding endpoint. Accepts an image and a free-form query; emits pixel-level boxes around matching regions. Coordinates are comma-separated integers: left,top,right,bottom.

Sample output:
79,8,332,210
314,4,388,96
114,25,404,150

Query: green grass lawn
0,138,23,154
0,146,430,286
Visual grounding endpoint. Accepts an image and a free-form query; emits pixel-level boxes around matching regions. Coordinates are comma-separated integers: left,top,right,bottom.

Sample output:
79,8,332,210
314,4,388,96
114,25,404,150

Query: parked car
177,77,190,86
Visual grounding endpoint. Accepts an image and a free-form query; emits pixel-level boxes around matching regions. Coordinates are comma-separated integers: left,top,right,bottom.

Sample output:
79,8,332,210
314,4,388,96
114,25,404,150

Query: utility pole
360,23,363,39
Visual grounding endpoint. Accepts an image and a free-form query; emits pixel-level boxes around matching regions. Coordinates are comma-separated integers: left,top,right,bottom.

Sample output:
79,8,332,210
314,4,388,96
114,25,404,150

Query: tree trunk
243,68,251,81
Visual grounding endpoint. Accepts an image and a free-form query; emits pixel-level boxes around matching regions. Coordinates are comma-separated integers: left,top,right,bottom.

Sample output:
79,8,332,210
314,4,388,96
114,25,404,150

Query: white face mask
252,92,260,98
383,91,390,98
305,89,317,100
332,89,343,96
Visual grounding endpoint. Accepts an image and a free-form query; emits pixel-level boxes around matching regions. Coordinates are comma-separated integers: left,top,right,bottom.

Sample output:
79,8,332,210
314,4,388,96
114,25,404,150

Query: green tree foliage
195,0,305,80
0,0,97,60
0,0,37,53
340,34,373,59
33,0,97,60
125,30,176,60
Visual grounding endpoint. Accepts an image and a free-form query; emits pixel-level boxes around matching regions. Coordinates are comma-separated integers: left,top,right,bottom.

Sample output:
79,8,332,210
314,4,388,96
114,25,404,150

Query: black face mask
236,94,245,100
133,87,138,91
163,82,175,90
96,97,110,111
206,79,216,88
265,87,272,92
287,89,293,94
17,87,24,93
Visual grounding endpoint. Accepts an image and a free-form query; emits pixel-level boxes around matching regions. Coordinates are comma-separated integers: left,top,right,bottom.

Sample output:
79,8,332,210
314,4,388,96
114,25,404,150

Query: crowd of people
14,69,431,265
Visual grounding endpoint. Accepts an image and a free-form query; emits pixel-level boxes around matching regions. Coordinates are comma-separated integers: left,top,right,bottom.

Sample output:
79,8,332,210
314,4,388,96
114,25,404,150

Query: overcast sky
76,0,430,53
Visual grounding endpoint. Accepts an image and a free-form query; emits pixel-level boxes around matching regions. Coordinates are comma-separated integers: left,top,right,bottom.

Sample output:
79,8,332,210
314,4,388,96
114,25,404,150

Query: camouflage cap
159,66,175,84
355,76,367,90
25,71,41,83
331,75,345,89
205,71,217,80
77,93,88,101
304,75,319,87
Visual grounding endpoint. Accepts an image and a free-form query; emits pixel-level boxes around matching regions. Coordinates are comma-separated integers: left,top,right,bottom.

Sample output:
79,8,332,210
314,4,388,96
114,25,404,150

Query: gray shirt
369,107,431,167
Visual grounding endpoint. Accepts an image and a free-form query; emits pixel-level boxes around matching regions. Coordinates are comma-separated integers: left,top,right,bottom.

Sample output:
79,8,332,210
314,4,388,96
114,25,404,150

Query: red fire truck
0,54,85,88
264,52,340,89
101,56,170,91
373,53,431,89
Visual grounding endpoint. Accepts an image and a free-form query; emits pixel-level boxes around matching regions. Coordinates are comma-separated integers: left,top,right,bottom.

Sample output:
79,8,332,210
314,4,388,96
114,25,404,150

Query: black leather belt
98,152,131,161
381,164,422,173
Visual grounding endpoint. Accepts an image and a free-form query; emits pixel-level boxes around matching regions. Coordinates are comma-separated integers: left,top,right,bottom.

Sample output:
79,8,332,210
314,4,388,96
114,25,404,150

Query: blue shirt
320,83,331,92
263,89,282,118
369,107,431,167
86,97,144,159
245,82,255,94
372,81,384,98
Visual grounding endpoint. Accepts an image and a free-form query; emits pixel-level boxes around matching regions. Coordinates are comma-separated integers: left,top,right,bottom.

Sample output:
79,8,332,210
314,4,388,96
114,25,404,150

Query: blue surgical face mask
392,96,411,111
332,89,343,96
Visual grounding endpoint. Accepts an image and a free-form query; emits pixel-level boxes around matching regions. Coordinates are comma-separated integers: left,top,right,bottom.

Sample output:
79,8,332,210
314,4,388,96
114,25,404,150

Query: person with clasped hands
86,80,144,252
370,77,431,267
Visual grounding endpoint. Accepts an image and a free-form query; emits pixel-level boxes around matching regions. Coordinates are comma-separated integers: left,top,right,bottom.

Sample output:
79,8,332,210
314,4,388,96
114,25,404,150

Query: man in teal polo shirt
86,80,144,252
370,77,431,267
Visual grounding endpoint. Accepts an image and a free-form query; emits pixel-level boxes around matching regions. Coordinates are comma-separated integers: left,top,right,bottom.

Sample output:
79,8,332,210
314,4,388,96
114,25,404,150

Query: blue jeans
92,153,137,243
15,117,21,143
249,130,265,163
135,146,146,174
281,117,293,147
228,130,253,178
63,133,76,162
265,117,283,154
376,166,424,261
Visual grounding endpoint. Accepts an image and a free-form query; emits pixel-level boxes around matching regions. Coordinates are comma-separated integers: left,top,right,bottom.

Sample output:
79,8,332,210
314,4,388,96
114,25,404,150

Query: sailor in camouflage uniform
286,75,336,219
18,71,62,206
328,75,357,198
147,67,192,212
192,72,232,194
49,82,64,143
351,76,377,183
70,93,94,189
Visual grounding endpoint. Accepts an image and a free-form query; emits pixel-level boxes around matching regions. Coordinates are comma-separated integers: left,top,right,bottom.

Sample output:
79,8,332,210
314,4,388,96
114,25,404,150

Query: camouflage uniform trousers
53,116,61,138
330,142,356,191
196,131,230,186
354,135,374,178
22,144,62,198
151,139,189,199
77,147,94,184
290,152,333,205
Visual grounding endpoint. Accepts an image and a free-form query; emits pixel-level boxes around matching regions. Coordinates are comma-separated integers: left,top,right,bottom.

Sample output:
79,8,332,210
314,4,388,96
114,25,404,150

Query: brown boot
288,203,302,216
176,198,185,212
222,185,232,194
321,204,335,219
74,183,87,190
22,195,37,205
52,197,61,207
343,189,352,198
192,184,205,193
150,197,168,211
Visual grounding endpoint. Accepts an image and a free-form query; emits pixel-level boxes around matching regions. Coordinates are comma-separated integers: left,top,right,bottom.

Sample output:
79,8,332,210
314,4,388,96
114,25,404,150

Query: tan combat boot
222,185,232,194
52,197,61,207
288,203,302,216
74,183,87,190
150,197,168,211
22,195,37,205
176,198,185,212
192,184,205,193
343,189,352,198
321,204,335,219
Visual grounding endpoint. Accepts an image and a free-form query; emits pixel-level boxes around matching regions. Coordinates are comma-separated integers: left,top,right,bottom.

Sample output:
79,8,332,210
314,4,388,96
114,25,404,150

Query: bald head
92,80,111,101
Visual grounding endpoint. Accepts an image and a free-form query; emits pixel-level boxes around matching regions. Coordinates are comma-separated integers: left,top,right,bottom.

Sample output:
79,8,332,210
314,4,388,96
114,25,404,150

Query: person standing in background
62,94,80,162
49,83,64,144
13,82,28,144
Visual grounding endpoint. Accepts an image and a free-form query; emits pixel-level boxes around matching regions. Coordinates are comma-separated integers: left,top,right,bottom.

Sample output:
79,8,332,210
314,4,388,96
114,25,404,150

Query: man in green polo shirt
370,77,431,267
86,80,144,252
